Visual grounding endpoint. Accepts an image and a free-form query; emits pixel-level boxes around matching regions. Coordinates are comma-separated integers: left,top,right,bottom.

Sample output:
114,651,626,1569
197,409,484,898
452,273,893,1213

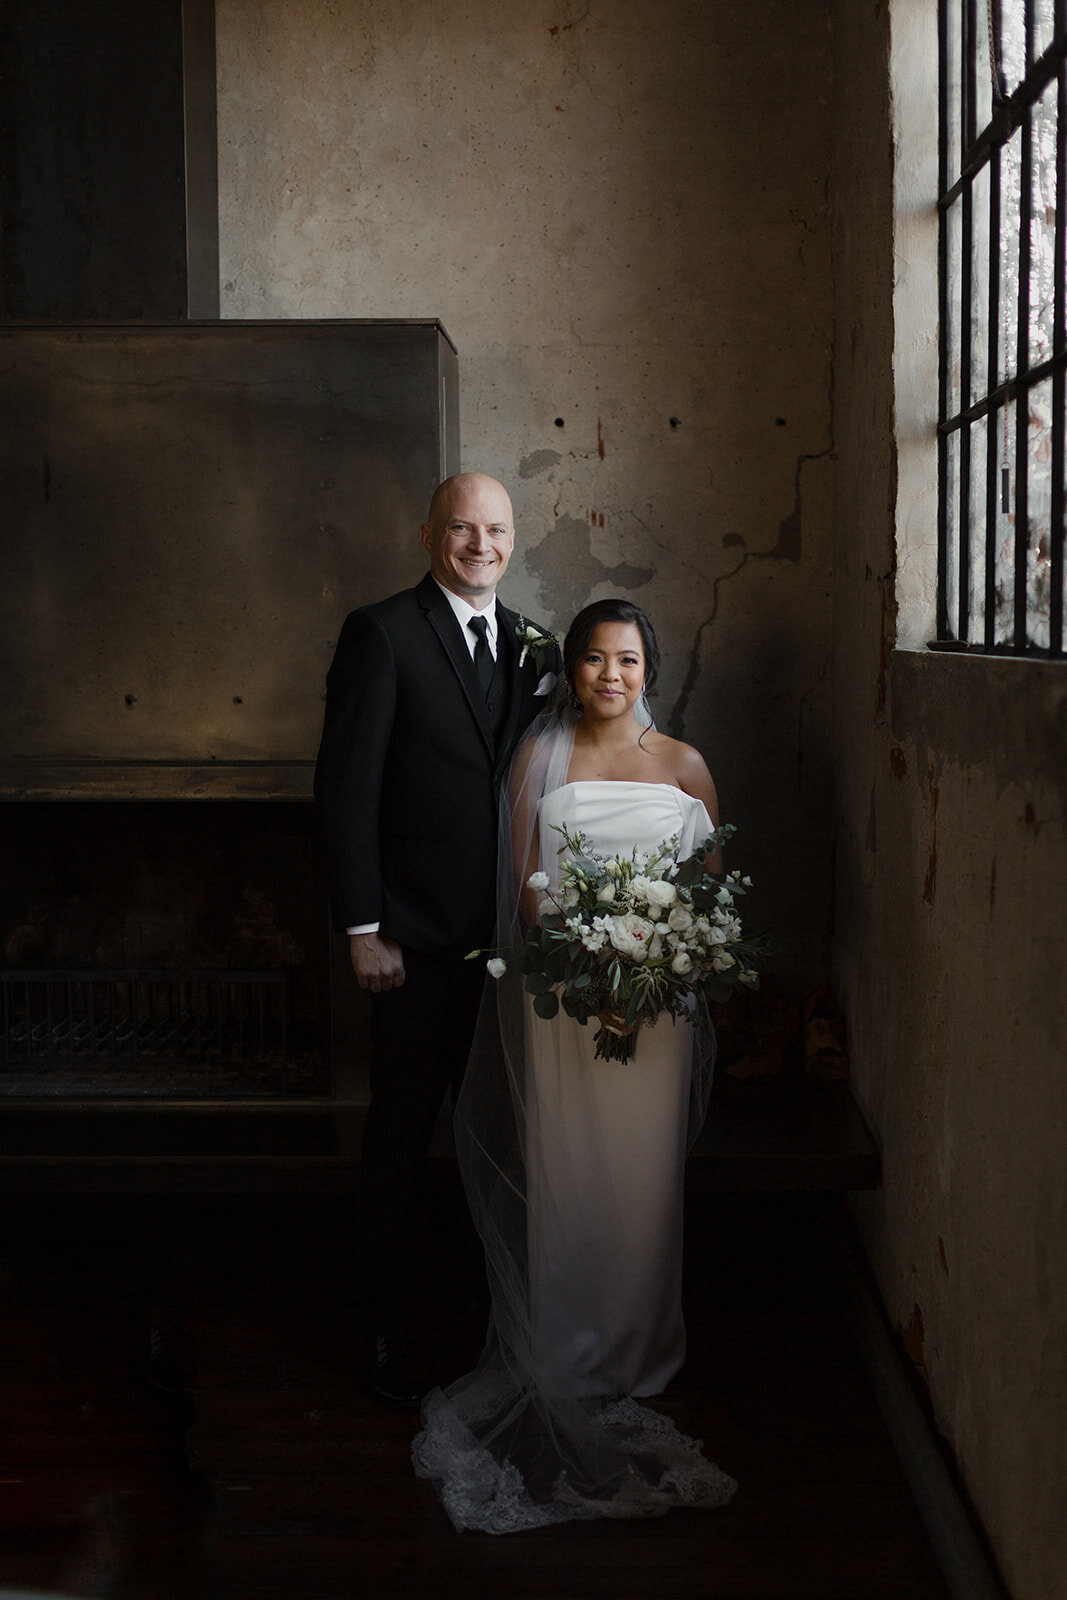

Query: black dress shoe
369,1333,427,1411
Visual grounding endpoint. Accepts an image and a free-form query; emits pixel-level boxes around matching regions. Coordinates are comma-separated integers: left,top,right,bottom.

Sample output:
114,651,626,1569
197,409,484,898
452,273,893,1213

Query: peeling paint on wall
899,1303,926,1370
921,764,939,907
518,449,562,479
525,514,653,620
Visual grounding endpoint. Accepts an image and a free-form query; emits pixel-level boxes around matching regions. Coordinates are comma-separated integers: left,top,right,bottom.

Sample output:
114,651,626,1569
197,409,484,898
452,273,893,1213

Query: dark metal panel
0,321,455,790
437,333,461,477
0,0,188,321
182,0,220,319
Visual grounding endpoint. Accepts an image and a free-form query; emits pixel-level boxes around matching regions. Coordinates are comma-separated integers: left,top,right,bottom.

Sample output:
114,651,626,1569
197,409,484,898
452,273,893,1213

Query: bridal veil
411,690,734,1532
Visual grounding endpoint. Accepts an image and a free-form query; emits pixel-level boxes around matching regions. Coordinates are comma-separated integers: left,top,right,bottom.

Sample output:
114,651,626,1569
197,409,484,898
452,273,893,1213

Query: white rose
645,879,677,910
538,897,557,919
630,875,653,903
607,912,656,962
671,951,693,976
711,952,735,972
486,957,507,979
526,870,550,891
705,926,727,945
596,882,616,904
667,905,694,933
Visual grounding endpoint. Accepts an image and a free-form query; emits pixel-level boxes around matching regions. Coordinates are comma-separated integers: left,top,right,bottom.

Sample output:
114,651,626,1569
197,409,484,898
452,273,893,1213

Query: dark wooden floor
0,1190,950,1600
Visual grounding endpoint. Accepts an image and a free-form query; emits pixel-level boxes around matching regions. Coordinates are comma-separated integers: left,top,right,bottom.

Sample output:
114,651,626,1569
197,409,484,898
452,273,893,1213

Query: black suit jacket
314,573,557,958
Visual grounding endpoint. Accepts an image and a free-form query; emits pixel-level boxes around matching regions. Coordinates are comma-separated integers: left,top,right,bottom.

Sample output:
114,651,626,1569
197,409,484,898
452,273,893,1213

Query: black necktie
468,615,494,697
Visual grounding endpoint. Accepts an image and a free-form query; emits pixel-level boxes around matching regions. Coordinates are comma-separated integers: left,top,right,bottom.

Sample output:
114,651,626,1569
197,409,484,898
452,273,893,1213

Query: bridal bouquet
521,823,763,1062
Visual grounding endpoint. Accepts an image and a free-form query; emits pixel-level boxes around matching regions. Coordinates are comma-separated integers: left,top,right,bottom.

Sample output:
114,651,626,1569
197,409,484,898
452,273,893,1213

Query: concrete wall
215,0,836,984
832,5,1067,1597
214,0,1067,1588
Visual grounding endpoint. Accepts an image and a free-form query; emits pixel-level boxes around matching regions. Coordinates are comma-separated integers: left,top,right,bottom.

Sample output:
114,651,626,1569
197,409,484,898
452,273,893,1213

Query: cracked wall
217,0,836,984
832,5,1067,1596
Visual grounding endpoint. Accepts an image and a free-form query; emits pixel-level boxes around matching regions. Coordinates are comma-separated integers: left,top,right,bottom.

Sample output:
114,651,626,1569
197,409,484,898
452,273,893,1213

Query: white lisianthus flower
645,878,677,910
671,951,693,975
596,882,616,904
711,952,735,972
605,858,624,879
538,896,557,919
706,926,727,945
486,957,507,979
630,875,653,903
667,905,694,933
526,870,550,891
742,875,752,887
562,884,580,907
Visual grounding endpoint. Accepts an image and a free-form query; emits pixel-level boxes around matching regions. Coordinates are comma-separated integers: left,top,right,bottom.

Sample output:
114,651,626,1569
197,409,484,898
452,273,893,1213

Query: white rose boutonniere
515,616,558,674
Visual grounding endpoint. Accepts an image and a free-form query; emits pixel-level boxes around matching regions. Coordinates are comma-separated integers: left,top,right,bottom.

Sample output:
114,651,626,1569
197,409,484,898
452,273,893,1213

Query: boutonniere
515,616,557,674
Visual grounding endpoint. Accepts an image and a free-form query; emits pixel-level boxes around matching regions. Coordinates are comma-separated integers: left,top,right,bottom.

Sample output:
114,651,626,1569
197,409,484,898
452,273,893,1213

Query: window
938,0,1067,656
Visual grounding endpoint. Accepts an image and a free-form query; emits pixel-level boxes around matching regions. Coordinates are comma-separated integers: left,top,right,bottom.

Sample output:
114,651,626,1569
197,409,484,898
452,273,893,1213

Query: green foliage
522,821,765,1062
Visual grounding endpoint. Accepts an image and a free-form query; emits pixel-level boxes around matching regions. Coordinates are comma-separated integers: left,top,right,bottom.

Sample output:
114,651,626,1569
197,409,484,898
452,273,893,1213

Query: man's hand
349,932,406,993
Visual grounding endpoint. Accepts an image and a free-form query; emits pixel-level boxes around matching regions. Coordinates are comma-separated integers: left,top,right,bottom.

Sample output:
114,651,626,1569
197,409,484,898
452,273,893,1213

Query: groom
314,472,557,1407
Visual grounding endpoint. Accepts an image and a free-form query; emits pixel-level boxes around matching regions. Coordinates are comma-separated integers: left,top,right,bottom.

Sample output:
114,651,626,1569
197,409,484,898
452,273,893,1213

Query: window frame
936,0,1067,658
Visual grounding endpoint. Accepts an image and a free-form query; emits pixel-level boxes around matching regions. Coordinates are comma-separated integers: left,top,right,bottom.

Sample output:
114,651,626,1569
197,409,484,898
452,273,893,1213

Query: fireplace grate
1,970,289,1068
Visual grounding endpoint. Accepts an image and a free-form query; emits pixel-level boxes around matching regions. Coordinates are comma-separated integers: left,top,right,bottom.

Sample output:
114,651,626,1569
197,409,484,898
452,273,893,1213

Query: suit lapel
417,575,495,759
494,601,534,775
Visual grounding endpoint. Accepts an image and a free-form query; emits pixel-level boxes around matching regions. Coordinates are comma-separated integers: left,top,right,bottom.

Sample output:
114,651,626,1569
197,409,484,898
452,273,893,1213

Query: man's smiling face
420,474,515,607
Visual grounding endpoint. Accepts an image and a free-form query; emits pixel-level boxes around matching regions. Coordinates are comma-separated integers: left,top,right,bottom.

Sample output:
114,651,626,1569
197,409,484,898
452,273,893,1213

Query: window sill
888,648,1067,781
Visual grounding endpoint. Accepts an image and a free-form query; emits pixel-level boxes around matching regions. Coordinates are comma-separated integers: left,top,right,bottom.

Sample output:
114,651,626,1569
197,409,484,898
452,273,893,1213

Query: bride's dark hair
562,597,660,695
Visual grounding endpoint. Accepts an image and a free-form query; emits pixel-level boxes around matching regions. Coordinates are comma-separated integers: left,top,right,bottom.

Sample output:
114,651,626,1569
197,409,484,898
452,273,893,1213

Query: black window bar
937,0,1067,656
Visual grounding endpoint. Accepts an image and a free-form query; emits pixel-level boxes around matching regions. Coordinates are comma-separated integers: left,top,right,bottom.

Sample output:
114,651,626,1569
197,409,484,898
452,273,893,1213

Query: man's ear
419,523,433,553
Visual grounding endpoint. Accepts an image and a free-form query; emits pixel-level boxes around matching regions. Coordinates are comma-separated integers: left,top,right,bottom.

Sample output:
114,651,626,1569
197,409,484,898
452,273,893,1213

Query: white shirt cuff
346,922,380,936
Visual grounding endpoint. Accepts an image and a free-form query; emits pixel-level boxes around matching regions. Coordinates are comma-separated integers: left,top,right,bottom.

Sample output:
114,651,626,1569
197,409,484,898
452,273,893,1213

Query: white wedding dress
413,779,737,1532
527,781,712,1400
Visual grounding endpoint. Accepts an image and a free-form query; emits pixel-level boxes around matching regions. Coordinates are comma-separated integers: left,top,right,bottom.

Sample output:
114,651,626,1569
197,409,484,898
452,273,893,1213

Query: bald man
314,473,558,1407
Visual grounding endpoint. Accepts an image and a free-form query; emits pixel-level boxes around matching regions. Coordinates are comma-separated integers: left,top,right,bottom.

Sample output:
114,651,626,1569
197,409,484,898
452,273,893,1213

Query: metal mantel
0,320,459,800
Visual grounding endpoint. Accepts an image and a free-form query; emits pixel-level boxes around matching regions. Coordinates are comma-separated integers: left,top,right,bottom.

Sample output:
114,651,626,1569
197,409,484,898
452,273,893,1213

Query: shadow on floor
0,1191,949,1600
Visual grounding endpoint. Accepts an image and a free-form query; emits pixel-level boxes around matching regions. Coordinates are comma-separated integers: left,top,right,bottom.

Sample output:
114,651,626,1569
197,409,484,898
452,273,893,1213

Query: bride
413,598,738,1533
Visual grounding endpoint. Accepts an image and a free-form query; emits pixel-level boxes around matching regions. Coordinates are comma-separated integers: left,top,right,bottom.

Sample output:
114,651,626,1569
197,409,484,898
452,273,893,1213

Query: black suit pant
357,948,486,1333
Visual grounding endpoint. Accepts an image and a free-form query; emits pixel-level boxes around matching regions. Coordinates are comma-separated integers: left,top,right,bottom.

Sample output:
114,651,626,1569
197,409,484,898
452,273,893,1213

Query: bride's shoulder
645,734,717,807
